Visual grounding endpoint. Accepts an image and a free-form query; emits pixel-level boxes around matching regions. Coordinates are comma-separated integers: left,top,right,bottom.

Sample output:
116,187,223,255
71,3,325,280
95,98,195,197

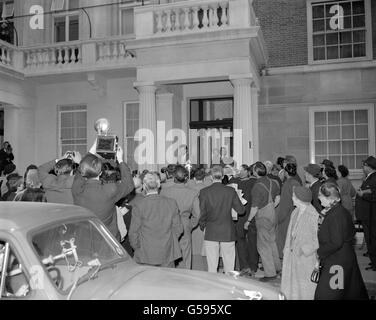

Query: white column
251,86,260,162
4,107,36,174
134,83,157,172
230,75,256,165
156,92,174,168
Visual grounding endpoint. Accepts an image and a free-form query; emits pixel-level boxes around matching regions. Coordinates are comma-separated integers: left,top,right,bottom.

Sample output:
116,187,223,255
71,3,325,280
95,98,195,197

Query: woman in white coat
281,186,319,300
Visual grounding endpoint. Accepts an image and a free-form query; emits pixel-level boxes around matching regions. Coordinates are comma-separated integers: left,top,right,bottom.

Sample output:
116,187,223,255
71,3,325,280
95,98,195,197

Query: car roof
0,202,95,232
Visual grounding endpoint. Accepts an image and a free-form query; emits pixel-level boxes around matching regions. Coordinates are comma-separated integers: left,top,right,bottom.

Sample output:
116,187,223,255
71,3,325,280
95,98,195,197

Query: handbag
310,260,321,284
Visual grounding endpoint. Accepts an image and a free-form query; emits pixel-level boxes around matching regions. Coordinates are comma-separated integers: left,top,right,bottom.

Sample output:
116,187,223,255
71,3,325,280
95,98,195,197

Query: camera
94,118,118,161
96,135,118,160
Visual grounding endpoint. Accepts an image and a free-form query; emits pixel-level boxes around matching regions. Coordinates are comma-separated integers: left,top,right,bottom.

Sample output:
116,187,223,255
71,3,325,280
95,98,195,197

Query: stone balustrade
97,38,132,63
134,0,259,38
0,40,14,67
24,42,82,69
154,0,230,34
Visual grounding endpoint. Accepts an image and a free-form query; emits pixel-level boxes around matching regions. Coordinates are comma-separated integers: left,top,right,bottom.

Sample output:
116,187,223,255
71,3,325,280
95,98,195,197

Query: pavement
192,244,376,299
248,245,376,299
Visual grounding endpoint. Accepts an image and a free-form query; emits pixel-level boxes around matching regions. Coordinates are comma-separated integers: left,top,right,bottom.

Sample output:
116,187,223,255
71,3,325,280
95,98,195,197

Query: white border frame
309,103,375,175
307,0,373,65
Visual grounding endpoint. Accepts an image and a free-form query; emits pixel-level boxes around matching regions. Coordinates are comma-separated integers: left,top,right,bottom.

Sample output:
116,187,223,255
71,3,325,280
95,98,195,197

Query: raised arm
128,204,142,250
190,194,200,229
38,160,57,187
198,192,208,231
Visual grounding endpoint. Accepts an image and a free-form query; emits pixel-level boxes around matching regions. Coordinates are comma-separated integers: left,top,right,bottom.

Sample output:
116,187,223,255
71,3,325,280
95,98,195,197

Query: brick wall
372,0,376,59
253,0,376,67
253,0,308,68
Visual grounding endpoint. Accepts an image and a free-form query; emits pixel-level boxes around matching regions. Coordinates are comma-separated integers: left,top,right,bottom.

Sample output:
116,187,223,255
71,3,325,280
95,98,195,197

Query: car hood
71,260,281,300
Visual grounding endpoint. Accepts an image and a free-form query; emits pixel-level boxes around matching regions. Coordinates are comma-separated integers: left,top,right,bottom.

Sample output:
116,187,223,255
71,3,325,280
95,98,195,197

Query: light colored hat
293,186,312,203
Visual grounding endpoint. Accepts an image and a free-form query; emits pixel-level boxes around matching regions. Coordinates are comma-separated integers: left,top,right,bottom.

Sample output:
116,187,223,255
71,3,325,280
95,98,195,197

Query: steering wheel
47,266,64,290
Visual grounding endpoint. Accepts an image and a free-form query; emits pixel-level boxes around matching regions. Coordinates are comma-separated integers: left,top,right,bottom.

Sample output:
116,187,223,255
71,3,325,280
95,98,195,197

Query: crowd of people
0,138,374,300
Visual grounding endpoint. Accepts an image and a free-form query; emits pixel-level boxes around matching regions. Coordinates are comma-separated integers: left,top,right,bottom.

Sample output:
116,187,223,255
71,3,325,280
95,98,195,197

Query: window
123,102,139,171
189,97,233,127
119,1,150,36
52,0,79,42
307,0,373,63
309,104,375,171
0,241,31,298
58,105,87,157
0,1,14,44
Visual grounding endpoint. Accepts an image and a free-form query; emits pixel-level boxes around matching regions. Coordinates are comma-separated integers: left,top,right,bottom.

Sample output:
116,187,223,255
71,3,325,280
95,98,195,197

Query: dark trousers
369,211,376,267
361,216,371,254
235,218,259,272
121,211,134,257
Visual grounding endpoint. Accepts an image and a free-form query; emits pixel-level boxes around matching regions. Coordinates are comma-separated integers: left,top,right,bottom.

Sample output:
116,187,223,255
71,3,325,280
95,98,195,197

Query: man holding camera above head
37,151,82,205
72,143,134,240
0,141,14,175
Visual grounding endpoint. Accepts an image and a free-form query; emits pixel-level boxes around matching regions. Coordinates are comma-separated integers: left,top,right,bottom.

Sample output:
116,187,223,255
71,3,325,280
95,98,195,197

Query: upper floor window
52,0,80,42
0,0,14,44
307,0,373,64
119,0,150,36
309,104,375,172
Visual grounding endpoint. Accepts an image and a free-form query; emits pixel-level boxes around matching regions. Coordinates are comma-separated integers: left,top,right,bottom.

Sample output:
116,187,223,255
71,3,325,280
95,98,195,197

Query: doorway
188,97,233,167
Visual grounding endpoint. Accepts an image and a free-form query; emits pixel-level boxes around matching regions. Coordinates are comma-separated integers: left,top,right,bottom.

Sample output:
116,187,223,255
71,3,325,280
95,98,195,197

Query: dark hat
304,163,322,177
293,186,312,203
3,163,16,175
320,159,334,168
362,156,376,170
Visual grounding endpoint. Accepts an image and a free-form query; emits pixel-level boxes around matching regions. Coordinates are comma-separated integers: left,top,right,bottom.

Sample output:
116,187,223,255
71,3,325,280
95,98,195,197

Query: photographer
72,143,134,240
0,142,14,175
38,151,82,204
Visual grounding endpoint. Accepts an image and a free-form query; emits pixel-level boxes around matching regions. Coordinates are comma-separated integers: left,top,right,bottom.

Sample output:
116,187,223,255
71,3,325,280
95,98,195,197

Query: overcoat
281,205,319,300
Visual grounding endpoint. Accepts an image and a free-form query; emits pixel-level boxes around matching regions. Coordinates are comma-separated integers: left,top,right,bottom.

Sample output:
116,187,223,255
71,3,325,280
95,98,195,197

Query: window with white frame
52,0,80,42
123,102,139,171
307,0,373,63
310,104,375,171
58,105,87,157
0,0,14,44
119,1,150,36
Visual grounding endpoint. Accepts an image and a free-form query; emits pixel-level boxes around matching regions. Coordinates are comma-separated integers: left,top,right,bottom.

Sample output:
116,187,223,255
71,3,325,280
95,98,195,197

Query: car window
0,241,31,299
31,219,126,294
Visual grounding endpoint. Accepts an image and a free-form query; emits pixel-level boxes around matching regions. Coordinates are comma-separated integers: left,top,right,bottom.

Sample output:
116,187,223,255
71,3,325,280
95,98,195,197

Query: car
0,202,285,300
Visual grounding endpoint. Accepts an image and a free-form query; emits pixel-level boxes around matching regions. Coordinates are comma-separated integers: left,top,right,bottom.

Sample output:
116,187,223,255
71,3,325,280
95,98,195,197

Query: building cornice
266,60,376,75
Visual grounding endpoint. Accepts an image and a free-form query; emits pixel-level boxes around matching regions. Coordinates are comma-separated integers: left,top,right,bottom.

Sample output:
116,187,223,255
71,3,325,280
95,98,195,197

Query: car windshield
30,219,127,295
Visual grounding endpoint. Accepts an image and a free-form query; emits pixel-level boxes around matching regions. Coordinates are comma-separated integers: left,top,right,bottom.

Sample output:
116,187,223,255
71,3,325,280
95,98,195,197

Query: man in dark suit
0,142,14,176
161,165,200,269
129,172,183,267
199,165,245,273
304,164,323,213
230,164,258,275
355,156,376,271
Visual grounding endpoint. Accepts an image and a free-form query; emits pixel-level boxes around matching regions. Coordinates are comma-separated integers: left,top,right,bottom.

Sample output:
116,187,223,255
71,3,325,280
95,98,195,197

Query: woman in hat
315,182,368,300
281,186,319,300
